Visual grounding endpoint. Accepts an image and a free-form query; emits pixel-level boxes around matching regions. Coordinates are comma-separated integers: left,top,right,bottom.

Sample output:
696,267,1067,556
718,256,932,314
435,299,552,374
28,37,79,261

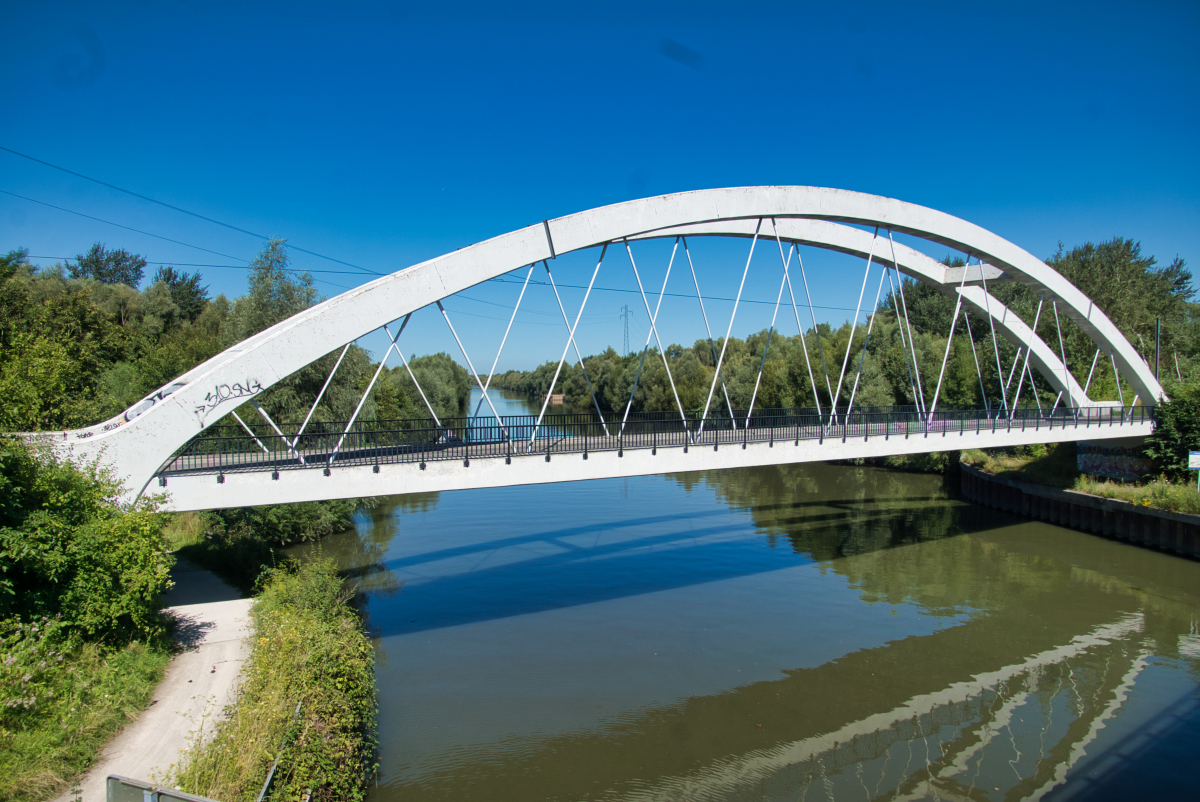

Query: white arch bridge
52,187,1159,512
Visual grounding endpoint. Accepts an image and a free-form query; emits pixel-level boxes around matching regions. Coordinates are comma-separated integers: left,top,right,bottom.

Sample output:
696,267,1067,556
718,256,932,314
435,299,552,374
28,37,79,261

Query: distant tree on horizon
70,242,148,287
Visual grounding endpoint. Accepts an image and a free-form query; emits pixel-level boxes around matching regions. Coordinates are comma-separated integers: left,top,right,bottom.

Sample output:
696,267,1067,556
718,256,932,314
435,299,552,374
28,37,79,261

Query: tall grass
960,443,1080,488
962,443,1200,515
1073,475,1200,515
0,616,168,802
171,559,376,802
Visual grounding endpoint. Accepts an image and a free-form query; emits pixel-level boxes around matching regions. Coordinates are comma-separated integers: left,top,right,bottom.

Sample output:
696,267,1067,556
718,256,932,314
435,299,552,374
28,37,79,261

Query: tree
1142,385,1200,482
70,243,148,287
153,266,210,322
224,239,317,345
0,248,28,283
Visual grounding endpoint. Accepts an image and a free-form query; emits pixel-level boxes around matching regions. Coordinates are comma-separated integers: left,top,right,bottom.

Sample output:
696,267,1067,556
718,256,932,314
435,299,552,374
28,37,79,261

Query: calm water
293,390,1200,802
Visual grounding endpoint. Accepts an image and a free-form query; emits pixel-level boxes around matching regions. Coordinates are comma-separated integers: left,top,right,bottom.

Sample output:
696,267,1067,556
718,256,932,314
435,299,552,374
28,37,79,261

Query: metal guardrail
106,775,219,802
156,405,1155,480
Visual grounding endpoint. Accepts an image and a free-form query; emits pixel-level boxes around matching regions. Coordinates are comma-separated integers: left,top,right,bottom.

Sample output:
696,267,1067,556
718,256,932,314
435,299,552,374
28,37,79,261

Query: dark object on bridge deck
960,463,1200,559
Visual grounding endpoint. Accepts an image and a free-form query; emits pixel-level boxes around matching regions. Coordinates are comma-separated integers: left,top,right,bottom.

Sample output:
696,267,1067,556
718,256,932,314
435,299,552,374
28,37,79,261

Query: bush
173,559,376,802
0,440,172,645
1143,385,1200,482
0,616,169,802
883,451,955,473
175,500,360,594
214,500,357,546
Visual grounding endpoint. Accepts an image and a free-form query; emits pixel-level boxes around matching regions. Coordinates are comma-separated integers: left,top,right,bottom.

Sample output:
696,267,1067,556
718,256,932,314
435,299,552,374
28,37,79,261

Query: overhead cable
0,144,381,275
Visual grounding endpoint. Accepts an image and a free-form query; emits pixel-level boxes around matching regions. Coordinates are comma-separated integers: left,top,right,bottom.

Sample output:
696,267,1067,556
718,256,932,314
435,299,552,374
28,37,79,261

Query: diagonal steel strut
530,244,607,448
699,219,762,436
543,260,611,436
772,223,823,417
473,263,535,418
624,239,690,437
437,300,511,442
682,237,738,427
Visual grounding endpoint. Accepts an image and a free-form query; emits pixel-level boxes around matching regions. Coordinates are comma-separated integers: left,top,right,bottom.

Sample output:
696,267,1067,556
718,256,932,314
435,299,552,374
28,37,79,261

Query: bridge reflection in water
296,461,1199,802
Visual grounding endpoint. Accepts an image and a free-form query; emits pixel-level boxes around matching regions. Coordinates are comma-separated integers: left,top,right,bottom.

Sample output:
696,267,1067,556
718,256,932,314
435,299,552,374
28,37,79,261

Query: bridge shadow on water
345,492,974,638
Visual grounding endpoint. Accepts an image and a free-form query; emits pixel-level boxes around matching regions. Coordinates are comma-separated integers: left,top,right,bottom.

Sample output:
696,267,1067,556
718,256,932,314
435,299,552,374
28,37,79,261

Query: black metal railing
157,404,1155,479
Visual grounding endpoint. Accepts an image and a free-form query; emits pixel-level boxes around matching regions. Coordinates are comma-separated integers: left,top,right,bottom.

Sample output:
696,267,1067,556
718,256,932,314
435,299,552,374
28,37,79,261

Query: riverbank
51,559,253,802
961,437,1200,516
170,558,376,802
959,462,1200,558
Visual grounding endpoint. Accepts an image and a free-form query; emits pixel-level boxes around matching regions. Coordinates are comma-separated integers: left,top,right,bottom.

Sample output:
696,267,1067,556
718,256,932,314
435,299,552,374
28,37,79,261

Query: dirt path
56,558,254,802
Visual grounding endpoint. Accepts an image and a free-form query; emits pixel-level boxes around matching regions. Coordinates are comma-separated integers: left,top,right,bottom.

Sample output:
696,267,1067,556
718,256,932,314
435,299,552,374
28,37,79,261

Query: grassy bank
0,440,175,801
960,443,1079,488
172,559,376,802
1073,475,1200,514
0,619,168,802
961,443,1200,514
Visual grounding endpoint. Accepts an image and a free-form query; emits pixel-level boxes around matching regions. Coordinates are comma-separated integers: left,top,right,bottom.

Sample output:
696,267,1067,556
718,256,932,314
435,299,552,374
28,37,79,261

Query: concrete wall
959,463,1200,559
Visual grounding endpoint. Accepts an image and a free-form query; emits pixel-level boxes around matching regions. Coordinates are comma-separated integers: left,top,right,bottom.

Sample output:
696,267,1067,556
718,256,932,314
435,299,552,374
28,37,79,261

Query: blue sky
2,0,1197,371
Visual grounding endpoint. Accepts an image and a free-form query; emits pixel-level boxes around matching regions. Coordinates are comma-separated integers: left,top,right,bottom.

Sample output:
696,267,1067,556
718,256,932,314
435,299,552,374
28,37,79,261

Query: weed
172,559,376,802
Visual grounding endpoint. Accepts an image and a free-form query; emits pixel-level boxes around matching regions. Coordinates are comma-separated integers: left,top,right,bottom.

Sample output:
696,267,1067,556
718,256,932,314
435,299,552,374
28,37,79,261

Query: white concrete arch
55,187,1155,500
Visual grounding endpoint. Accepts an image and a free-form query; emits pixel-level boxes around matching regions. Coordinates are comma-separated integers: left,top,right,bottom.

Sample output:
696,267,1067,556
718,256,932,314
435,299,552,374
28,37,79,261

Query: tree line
0,239,471,434
492,239,1198,415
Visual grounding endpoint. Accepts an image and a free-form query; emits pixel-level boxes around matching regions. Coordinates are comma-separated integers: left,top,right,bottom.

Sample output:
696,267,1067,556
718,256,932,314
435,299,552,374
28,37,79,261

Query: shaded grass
962,443,1200,515
960,443,1080,489
164,502,363,595
0,617,168,802
171,559,376,802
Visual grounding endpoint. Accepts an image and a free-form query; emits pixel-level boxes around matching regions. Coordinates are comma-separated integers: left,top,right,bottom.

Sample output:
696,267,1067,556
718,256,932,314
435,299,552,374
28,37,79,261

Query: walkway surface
55,558,255,802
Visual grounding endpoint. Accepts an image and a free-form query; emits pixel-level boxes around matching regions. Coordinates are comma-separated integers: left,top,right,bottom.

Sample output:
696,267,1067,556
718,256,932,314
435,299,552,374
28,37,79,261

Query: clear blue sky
2,0,1197,371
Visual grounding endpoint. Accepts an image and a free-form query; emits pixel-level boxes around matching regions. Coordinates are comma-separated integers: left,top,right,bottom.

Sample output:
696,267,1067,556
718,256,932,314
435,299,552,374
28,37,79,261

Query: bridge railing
156,404,1154,478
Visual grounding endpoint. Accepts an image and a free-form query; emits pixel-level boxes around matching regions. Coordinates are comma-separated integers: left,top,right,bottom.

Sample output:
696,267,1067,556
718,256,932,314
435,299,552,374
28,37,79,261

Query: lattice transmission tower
620,304,631,355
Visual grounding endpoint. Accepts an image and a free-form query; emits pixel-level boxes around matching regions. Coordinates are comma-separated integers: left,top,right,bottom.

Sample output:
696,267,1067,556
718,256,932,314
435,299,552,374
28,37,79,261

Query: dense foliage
0,440,173,801
0,440,171,645
174,500,362,593
173,559,376,802
1142,385,1200,482
0,240,470,433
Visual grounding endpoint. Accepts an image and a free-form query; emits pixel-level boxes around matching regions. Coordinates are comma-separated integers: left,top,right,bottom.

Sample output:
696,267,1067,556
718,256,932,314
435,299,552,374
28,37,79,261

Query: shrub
176,500,360,594
0,615,168,802
0,440,172,645
1143,385,1200,482
173,559,376,802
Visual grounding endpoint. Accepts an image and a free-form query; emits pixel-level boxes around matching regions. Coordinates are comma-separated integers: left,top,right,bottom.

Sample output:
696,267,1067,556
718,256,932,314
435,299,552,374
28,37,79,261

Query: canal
293,390,1200,801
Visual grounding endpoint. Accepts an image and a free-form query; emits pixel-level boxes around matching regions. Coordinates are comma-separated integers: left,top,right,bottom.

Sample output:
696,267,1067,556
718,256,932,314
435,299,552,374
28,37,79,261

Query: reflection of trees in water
670,462,958,561
289,493,442,653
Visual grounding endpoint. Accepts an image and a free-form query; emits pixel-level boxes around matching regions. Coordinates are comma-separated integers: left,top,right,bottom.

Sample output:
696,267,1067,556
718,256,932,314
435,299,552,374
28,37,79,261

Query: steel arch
56,187,1157,499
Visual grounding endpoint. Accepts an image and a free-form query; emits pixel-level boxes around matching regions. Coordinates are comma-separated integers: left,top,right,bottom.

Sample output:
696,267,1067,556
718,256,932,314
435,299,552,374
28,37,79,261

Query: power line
26,254,377,276
0,144,382,275
2,189,250,263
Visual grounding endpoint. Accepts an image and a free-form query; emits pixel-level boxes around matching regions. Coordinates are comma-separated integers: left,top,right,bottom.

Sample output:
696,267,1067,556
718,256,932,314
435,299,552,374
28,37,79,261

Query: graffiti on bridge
193,378,264,424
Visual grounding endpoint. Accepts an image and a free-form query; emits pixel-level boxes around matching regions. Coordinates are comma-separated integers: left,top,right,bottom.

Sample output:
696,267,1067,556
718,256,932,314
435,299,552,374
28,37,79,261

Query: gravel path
56,558,254,802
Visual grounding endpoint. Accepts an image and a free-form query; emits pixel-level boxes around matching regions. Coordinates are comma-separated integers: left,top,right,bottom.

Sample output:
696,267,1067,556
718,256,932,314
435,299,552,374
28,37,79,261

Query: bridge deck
150,407,1154,511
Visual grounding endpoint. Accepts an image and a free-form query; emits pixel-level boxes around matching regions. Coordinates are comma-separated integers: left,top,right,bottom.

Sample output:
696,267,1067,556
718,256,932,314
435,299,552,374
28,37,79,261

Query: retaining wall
959,463,1200,559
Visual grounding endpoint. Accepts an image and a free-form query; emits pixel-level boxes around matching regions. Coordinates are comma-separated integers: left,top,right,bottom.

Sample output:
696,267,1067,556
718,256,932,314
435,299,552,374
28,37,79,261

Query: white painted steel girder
50,187,1158,501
